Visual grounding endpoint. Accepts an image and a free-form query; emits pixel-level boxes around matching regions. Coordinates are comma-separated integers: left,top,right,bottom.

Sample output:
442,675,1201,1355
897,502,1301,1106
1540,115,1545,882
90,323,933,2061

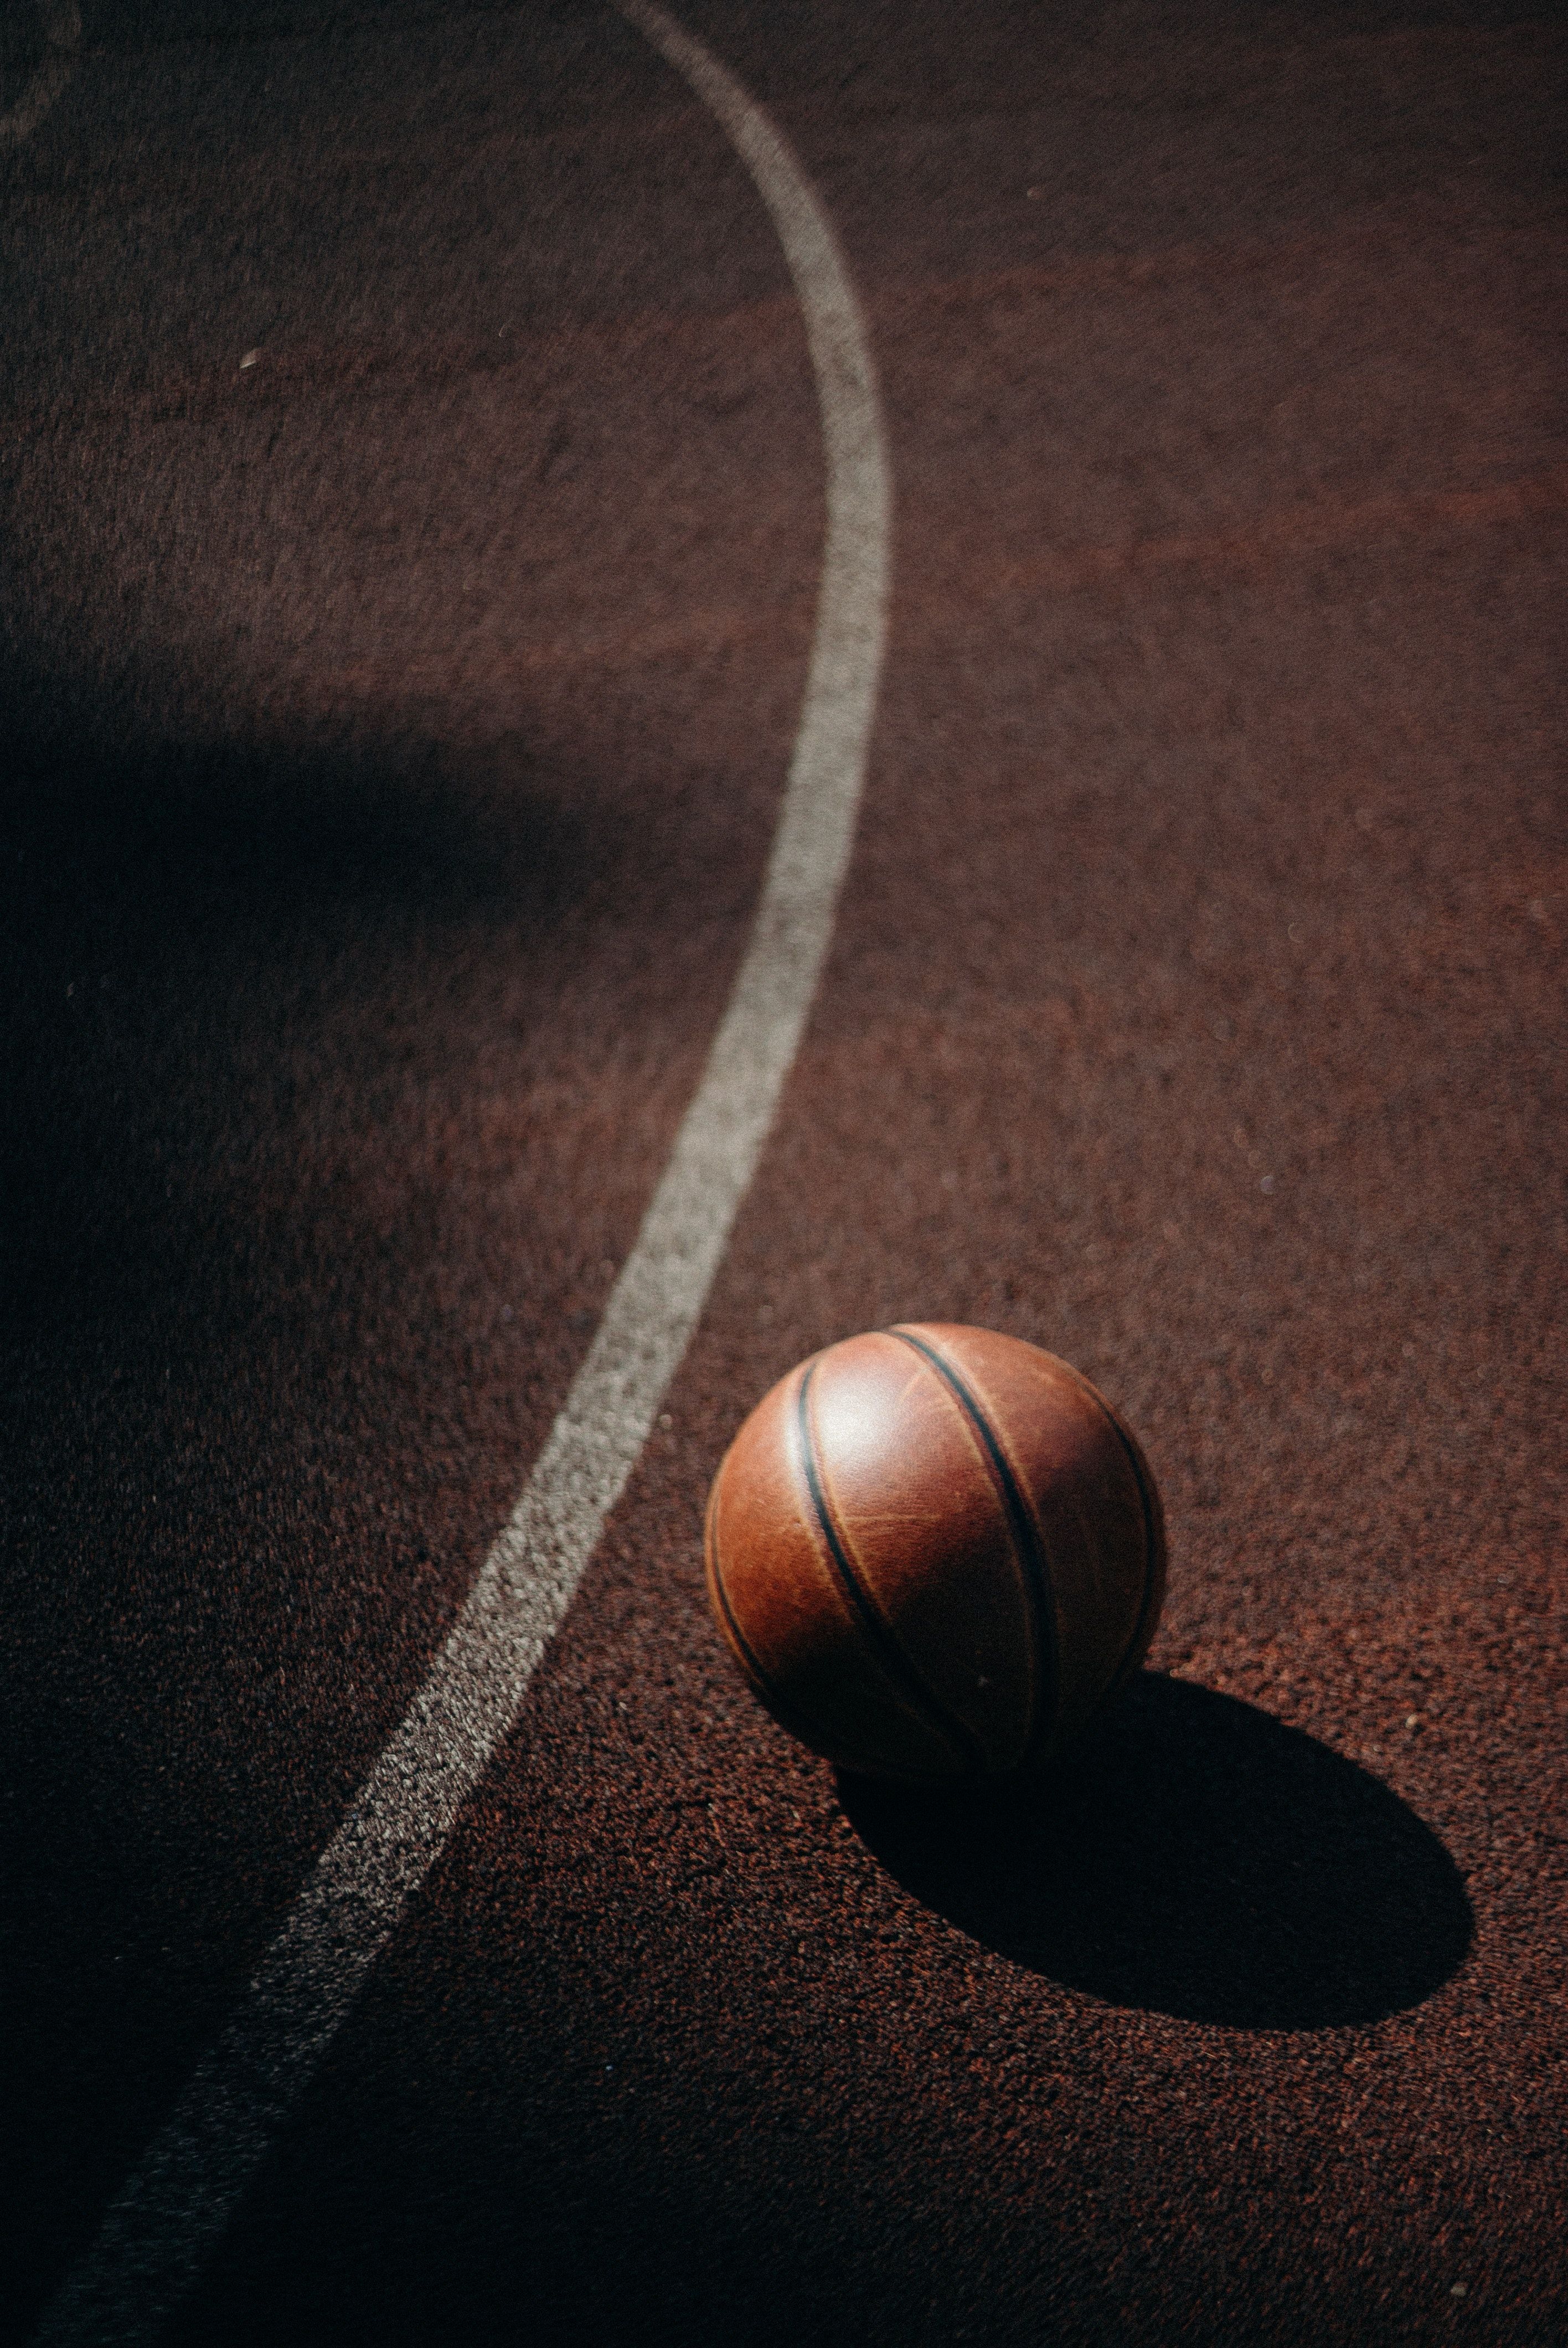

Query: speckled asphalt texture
2,2,1564,2341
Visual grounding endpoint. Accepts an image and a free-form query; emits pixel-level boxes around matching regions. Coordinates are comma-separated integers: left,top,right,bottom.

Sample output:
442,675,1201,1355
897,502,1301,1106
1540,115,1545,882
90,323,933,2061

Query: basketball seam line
704,1487,778,1699
884,1327,1060,1768
1047,1355,1165,1696
795,1362,983,1777
704,1479,836,1756
1100,1413,1165,1693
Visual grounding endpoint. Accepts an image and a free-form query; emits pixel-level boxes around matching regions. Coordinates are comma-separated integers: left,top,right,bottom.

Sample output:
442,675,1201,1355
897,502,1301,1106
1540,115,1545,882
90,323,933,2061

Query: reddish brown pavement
2,2,1564,2342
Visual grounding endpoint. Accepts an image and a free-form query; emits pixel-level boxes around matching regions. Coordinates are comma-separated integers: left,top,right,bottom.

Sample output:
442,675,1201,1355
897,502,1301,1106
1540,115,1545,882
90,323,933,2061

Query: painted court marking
34,3,889,2341
0,1,79,147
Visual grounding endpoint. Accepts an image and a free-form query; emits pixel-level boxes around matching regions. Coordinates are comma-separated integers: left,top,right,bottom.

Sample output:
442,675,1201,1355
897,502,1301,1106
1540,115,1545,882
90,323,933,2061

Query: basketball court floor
2,2,1563,2340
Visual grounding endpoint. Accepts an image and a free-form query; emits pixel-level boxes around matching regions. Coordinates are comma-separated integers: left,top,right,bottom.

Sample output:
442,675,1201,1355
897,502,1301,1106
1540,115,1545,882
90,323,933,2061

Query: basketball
704,1323,1166,1785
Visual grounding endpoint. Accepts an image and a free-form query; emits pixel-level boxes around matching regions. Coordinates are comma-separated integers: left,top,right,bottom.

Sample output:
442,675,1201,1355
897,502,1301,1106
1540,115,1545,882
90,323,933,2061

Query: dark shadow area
0,653,709,2327
1,698,591,930
840,1672,1473,2028
0,687,594,1337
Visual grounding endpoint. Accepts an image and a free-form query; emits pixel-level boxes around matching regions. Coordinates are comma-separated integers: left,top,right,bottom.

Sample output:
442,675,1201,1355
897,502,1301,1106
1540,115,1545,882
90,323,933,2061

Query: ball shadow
839,1672,1473,2030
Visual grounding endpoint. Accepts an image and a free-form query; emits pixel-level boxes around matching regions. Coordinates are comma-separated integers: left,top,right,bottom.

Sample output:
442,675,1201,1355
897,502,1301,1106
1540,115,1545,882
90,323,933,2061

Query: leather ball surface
704,1323,1166,1785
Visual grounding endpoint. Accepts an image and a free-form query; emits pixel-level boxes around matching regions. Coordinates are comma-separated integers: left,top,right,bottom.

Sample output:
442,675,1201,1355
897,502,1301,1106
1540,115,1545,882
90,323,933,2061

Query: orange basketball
705,1324,1165,1785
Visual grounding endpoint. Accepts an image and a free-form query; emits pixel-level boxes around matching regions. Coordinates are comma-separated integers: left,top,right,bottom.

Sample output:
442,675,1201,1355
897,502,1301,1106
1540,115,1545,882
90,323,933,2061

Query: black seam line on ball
885,1327,1061,1763
795,1362,982,1778
704,1490,778,1705
1055,1360,1164,1695
707,1526,831,1757
1105,1413,1164,1692
704,1471,836,1755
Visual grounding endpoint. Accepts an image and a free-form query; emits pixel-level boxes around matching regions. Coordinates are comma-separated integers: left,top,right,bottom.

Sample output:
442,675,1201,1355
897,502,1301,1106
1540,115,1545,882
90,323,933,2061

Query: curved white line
32,6,889,2342
0,2,80,148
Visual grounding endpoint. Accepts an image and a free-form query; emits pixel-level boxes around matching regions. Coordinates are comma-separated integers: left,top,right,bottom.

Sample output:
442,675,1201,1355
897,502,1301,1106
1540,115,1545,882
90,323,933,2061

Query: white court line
33,4,889,2342
0,2,80,147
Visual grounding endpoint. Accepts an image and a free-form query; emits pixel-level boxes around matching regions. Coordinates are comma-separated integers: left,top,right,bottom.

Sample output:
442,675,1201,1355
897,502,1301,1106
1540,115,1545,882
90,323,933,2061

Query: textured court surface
2,2,1565,2342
